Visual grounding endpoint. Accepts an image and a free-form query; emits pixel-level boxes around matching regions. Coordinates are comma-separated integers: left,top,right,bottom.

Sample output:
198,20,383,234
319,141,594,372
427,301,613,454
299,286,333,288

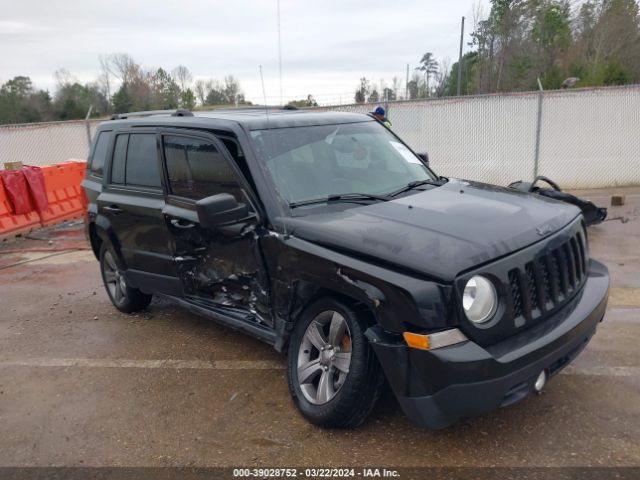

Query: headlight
462,275,497,324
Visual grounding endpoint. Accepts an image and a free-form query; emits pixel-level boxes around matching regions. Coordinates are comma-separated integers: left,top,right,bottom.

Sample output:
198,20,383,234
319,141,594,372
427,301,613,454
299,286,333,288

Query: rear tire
287,297,384,428
99,244,152,313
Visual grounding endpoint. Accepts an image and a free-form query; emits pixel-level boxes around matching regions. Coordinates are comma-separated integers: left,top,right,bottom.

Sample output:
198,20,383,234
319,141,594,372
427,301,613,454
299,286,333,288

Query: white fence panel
538,87,640,188
325,85,640,189
0,120,99,167
1,85,639,188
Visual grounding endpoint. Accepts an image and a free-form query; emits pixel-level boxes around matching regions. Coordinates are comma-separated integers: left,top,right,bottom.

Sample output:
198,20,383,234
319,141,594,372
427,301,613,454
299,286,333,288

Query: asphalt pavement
0,189,639,477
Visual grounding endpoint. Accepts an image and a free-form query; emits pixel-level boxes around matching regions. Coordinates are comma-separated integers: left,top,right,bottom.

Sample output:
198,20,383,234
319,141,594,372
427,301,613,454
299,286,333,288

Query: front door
159,131,271,324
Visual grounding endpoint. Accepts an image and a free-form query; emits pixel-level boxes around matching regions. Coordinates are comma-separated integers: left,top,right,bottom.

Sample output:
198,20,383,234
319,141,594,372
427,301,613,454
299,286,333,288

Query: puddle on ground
27,250,95,265
1,250,95,269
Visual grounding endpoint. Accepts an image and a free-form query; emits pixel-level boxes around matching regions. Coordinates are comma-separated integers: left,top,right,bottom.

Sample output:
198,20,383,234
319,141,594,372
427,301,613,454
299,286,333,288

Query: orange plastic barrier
39,161,87,227
0,160,87,239
0,175,42,239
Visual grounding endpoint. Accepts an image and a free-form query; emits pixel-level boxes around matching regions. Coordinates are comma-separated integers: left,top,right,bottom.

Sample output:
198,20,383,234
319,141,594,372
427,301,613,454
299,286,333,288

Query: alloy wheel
297,310,353,405
103,251,127,304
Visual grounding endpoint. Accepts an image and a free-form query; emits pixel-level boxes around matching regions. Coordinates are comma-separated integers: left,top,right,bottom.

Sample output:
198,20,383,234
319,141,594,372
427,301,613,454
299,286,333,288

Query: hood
283,179,581,282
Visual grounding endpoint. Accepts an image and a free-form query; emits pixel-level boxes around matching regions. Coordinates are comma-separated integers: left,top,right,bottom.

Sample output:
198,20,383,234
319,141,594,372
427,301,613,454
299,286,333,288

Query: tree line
2,0,638,123
0,53,250,125
355,0,640,103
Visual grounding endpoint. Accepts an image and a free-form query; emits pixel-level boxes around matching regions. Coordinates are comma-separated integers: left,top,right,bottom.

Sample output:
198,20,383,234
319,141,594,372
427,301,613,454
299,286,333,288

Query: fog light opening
534,370,547,394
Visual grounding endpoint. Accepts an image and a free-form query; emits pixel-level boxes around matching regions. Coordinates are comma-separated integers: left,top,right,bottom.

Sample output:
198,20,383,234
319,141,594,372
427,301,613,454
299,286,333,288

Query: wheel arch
88,222,102,260
273,275,385,353
294,285,377,328
92,215,127,268
268,236,454,352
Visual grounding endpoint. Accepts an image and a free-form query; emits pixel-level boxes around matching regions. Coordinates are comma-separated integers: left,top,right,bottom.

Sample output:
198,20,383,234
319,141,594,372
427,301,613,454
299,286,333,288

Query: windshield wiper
289,192,390,209
386,178,448,198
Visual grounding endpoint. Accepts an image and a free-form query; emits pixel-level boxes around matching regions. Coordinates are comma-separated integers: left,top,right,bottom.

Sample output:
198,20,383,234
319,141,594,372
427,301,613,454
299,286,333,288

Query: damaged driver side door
159,130,271,326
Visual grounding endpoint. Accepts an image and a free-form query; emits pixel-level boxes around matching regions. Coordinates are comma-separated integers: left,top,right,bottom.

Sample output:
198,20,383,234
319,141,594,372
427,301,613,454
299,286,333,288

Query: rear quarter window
110,134,128,185
89,131,111,177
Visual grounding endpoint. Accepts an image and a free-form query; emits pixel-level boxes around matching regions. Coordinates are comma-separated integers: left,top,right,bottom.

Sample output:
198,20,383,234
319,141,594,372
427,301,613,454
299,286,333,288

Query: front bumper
367,259,610,429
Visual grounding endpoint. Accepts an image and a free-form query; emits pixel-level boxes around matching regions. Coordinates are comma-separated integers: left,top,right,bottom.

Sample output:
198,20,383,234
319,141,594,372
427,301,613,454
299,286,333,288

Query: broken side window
163,135,244,202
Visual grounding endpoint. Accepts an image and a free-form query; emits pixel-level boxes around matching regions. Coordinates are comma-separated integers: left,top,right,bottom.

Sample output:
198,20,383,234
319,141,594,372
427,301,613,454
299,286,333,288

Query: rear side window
110,134,128,185
125,134,161,188
163,135,242,200
90,131,111,176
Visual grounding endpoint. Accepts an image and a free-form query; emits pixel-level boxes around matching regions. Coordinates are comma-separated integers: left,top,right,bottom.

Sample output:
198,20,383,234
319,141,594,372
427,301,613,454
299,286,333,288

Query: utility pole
84,105,93,148
533,78,544,179
405,64,409,100
457,16,465,96
277,0,283,105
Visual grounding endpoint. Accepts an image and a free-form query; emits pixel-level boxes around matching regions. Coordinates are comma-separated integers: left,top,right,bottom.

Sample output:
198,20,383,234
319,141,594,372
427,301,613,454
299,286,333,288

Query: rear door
97,129,182,296
158,130,271,324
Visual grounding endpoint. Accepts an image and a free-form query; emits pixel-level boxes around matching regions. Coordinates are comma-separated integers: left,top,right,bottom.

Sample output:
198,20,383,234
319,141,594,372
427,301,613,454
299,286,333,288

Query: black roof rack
110,109,194,120
201,105,304,113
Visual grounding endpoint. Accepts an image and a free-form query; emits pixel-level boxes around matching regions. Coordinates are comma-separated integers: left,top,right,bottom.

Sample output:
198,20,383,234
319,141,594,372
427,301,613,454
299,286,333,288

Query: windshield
249,121,436,206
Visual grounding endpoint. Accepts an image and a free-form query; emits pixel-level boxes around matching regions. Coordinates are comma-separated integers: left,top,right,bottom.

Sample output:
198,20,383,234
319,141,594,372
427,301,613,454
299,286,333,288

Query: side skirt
125,270,184,297
158,294,278,346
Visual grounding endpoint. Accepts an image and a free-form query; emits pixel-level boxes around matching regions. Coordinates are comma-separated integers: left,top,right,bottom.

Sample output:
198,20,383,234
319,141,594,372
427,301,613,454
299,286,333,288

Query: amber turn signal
403,332,430,350
403,329,469,351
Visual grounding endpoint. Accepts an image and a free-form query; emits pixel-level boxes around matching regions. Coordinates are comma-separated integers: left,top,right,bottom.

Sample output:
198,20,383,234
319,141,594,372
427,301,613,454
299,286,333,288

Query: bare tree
392,76,402,100
379,78,387,99
223,75,241,103
470,1,487,92
108,53,137,84
172,65,193,91
470,1,486,35
98,55,112,106
408,72,422,99
194,79,209,105
368,82,380,103
434,58,451,97
53,68,74,90
354,77,370,103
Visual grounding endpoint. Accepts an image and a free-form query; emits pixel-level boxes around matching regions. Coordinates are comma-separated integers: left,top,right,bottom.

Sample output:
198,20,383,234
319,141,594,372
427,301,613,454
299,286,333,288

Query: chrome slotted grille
508,230,587,324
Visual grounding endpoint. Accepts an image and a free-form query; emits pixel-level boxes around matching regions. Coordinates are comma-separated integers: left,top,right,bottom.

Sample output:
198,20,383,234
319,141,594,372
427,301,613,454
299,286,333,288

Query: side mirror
196,193,248,228
417,152,429,166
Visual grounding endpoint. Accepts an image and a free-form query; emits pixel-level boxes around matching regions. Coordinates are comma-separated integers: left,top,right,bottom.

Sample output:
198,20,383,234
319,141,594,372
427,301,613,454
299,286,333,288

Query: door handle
170,218,196,229
103,205,123,214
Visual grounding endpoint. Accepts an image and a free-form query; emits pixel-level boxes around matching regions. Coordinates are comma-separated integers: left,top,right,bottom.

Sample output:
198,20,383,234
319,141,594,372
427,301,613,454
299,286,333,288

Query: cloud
0,20,51,35
0,0,485,104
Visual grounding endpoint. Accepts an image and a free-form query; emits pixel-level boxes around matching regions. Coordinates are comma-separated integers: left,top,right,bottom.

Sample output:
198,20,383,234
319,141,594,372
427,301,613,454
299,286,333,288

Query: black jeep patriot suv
83,108,609,429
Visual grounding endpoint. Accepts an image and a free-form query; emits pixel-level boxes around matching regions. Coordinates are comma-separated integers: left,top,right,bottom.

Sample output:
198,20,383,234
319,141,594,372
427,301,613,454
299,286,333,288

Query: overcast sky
0,0,486,105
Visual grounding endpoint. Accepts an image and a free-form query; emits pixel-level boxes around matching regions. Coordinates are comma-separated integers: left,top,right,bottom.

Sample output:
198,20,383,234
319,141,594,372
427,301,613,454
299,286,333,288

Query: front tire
287,297,384,428
99,244,152,313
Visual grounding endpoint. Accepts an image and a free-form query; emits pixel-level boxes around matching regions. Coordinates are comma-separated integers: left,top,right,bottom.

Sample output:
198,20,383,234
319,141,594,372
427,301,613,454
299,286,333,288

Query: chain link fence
1,85,639,188
0,119,100,167
320,84,640,189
